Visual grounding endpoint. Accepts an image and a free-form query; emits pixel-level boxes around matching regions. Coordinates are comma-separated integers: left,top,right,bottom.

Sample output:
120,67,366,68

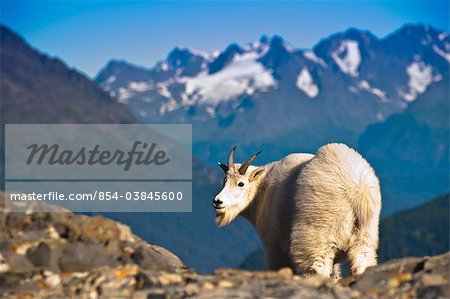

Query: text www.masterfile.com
9,191,184,201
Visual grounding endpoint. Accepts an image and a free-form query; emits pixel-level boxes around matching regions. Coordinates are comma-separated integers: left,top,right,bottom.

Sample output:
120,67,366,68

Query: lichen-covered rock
341,253,450,298
0,192,448,298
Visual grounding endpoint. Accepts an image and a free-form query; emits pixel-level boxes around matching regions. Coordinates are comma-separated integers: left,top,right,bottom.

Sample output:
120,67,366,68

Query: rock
59,242,119,272
26,242,61,272
157,273,183,286
0,195,448,299
277,267,294,277
80,216,131,244
201,281,215,290
2,252,34,273
217,279,234,288
184,282,199,296
132,246,184,273
344,253,450,298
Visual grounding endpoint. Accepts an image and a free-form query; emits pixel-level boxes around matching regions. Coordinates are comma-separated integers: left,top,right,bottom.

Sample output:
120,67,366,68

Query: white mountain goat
214,143,381,277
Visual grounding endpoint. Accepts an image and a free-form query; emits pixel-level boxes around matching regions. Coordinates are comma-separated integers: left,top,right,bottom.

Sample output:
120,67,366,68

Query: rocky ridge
0,193,448,298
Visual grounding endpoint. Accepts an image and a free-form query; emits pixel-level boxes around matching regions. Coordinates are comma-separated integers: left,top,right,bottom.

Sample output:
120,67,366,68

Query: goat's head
213,146,265,226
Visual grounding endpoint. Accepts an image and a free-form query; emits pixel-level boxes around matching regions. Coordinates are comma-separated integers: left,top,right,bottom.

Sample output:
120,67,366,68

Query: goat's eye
238,182,245,187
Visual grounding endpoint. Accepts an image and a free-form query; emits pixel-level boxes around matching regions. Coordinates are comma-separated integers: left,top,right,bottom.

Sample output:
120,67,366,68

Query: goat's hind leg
347,228,378,276
291,226,335,277
300,248,335,277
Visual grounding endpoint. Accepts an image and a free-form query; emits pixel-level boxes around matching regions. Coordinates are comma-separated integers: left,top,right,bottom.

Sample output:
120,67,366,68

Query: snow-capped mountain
96,24,449,166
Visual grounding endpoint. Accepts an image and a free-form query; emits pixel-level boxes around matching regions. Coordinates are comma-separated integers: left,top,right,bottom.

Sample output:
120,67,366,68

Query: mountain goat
214,143,381,277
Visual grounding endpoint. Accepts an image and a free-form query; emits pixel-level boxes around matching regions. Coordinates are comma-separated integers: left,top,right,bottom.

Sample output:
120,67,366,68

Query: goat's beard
215,206,240,227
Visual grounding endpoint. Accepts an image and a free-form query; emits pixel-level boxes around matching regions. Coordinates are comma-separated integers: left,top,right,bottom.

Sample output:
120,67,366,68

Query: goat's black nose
213,198,223,206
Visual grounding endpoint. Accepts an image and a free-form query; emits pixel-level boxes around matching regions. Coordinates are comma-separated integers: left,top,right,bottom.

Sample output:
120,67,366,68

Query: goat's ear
250,167,265,181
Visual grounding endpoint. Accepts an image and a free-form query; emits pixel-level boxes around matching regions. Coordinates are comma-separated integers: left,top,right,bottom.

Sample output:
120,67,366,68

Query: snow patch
188,47,211,59
106,76,116,84
296,68,319,98
282,42,295,53
114,81,152,102
303,51,326,67
128,81,152,92
159,97,178,115
432,44,450,63
175,46,211,60
357,81,387,102
157,83,172,99
212,50,220,58
348,86,358,93
117,88,133,103
439,32,448,41
376,113,384,121
205,106,216,117
331,40,361,77
180,52,276,105
403,62,435,102
139,111,148,117
251,41,270,57
434,74,443,81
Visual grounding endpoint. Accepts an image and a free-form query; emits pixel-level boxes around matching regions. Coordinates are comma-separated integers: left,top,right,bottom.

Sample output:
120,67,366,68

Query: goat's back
293,143,381,248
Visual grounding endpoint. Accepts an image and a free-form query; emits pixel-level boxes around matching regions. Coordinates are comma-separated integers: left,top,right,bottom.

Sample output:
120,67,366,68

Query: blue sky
1,1,448,77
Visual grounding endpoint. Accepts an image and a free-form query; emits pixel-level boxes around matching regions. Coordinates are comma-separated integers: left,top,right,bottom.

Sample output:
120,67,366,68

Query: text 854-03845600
94,191,184,201
124,191,183,201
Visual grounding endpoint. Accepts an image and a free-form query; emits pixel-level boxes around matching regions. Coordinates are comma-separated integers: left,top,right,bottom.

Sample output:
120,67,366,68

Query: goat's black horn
239,151,261,175
218,162,229,173
228,146,236,169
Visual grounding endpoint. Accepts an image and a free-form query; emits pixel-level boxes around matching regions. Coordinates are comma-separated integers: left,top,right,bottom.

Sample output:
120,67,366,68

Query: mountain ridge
96,23,448,141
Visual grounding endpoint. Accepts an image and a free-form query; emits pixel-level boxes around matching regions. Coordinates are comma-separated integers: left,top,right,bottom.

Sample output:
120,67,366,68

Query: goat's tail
346,169,381,228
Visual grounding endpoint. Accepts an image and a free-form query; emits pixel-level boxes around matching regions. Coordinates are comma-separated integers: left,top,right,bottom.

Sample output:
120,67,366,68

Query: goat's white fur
214,143,381,277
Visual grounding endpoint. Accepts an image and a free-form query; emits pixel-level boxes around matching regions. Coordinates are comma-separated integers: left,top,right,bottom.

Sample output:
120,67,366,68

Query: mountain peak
268,35,295,54
2,26,137,124
95,58,153,89
98,59,150,75
167,47,208,75
165,46,208,76
269,35,285,46
208,43,245,74
105,59,135,68
259,34,270,44
224,43,245,55
167,47,196,68
341,27,378,41
168,46,209,60
258,34,293,68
